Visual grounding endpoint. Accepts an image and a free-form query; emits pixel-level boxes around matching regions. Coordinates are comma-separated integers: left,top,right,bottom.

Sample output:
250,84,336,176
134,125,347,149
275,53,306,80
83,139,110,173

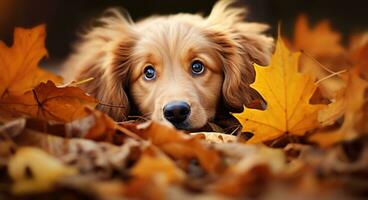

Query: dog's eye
191,60,205,75
143,65,156,80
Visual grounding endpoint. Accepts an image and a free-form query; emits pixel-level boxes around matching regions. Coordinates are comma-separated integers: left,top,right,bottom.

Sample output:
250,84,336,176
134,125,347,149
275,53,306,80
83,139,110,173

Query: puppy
62,0,274,130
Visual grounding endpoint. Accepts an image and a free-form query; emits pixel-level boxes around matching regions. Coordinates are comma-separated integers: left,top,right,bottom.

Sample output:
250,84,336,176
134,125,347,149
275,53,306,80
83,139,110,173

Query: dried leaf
209,145,286,197
289,15,347,100
292,15,344,57
131,148,186,184
8,147,77,194
122,122,221,174
0,25,62,97
310,72,368,147
0,81,98,122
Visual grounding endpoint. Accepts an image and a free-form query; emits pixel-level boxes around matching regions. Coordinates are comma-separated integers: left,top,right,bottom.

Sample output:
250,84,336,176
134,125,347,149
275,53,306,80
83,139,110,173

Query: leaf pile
1,18,368,200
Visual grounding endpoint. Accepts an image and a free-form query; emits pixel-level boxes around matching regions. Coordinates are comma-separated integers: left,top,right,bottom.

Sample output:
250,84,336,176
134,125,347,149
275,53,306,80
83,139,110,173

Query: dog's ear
65,9,137,121
204,0,274,112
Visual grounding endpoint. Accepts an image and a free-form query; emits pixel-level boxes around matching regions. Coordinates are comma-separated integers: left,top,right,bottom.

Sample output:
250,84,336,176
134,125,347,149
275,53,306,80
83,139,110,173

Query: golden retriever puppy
62,0,274,130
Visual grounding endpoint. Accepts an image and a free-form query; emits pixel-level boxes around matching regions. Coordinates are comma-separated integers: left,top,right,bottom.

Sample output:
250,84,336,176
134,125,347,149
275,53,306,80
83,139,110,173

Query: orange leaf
131,147,185,184
121,122,221,174
293,15,344,57
0,81,98,123
0,25,62,97
310,71,368,147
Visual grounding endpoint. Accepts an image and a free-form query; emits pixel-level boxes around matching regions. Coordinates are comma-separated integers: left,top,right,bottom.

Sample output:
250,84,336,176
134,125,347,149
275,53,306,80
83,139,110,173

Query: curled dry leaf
0,81,98,123
209,144,286,197
234,38,326,144
131,147,186,184
0,25,62,97
70,108,121,142
8,147,77,194
310,71,368,147
121,122,221,174
349,34,368,79
288,15,347,100
8,125,143,178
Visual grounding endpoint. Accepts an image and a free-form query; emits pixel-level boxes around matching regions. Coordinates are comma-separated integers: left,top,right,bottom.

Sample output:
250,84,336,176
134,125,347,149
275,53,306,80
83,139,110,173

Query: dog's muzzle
163,101,191,129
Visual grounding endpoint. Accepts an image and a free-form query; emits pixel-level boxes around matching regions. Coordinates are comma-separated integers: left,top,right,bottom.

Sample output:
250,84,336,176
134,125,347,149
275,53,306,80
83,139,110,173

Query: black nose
163,101,191,123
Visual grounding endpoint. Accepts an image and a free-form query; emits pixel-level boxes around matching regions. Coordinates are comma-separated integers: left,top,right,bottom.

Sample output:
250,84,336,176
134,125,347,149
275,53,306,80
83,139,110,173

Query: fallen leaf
8,147,77,194
209,145,286,197
234,37,326,143
131,147,186,184
0,25,62,97
349,34,368,79
292,15,345,57
310,71,368,147
288,15,347,100
121,122,221,174
75,108,120,142
0,81,98,123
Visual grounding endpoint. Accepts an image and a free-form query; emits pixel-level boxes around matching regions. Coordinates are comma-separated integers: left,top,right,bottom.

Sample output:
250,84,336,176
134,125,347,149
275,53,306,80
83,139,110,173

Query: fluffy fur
62,0,274,130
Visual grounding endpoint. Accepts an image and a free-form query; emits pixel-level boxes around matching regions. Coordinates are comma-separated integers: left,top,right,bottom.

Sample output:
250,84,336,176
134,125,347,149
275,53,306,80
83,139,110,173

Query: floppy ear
204,0,274,112
63,9,137,121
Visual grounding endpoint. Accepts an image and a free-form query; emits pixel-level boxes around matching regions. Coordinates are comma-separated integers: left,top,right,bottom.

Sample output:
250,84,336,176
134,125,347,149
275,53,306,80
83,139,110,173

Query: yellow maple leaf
0,25,62,97
234,38,326,144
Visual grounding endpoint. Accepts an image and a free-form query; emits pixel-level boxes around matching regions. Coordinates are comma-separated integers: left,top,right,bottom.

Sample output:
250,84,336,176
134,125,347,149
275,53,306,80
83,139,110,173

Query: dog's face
66,0,274,130
129,21,223,129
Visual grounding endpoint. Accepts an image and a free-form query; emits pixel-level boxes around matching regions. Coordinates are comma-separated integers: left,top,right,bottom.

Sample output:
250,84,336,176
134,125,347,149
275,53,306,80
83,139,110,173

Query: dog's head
71,0,274,130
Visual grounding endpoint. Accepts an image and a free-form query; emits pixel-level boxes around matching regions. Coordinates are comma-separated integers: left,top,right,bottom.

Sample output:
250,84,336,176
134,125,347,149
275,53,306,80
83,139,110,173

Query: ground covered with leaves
1,16,368,200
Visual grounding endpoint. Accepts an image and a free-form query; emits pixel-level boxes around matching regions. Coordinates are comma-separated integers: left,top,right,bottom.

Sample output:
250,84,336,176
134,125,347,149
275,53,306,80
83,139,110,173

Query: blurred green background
0,0,367,70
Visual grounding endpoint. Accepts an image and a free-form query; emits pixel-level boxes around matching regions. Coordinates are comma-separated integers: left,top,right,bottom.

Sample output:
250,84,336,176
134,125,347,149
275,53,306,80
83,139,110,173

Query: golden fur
62,0,274,129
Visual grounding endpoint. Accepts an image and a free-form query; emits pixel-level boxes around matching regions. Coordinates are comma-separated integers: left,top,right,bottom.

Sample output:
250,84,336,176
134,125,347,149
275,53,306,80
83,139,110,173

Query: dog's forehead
135,18,211,54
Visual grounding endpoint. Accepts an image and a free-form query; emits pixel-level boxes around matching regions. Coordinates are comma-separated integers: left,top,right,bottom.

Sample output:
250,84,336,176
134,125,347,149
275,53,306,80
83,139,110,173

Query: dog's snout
163,101,191,123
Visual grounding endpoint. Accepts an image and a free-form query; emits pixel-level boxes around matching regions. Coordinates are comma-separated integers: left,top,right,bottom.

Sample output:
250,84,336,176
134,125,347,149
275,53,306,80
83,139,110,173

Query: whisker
128,115,150,121
98,102,127,108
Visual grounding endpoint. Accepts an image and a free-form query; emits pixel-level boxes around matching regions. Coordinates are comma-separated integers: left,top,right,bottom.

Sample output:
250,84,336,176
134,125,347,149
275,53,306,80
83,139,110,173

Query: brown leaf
131,147,186,184
0,81,98,123
121,122,221,174
288,15,347,100
349,34,368,79
310,71,368,147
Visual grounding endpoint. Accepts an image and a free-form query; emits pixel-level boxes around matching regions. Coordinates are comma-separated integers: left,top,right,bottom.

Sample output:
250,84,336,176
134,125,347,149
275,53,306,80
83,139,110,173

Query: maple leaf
233,38,326,144
310,71,368,147
0,25,62,97
286,15,348,100
0,81,98,123
292,15,345,57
